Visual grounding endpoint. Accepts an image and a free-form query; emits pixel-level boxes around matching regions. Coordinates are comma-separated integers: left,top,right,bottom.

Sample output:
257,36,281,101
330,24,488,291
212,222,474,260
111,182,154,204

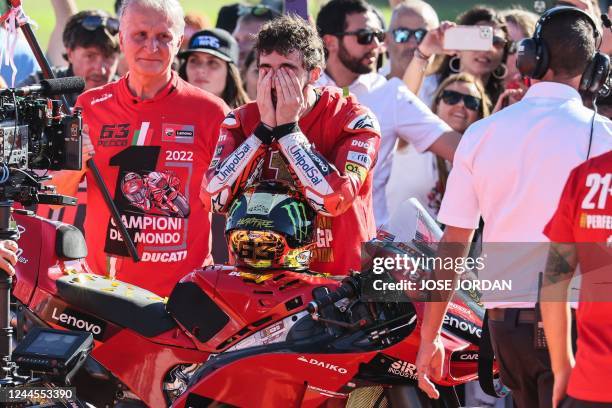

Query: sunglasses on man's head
238,4,280,19
391,28,427,44
440,90,481,111
335,29,386,45
79,15,120,36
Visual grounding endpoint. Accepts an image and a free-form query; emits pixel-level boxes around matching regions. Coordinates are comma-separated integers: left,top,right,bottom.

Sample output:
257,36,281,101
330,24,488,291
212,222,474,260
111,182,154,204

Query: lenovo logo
51,307,102,335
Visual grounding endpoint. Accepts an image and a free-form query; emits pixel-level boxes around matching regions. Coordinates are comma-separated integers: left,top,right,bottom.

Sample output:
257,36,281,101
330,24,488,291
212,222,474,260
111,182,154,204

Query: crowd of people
0,0,610,407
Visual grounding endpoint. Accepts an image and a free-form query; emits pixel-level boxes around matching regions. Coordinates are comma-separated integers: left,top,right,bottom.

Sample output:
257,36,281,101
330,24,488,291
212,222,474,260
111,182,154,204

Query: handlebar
307,277,359,314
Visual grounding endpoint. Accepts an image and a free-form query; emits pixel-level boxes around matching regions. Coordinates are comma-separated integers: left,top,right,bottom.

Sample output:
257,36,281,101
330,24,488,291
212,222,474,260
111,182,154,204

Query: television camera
0,76,84,207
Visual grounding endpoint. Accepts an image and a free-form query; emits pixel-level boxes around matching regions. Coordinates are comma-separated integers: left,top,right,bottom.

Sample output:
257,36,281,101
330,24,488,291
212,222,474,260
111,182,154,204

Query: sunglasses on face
335,29,386,45
440,90,481,111
492,35,508,50
391,28,427,44
79,15,120,36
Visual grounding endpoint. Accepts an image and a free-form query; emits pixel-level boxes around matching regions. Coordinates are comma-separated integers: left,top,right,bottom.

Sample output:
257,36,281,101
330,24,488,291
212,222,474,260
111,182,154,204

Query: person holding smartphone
315,0,461,228
403,6,511,107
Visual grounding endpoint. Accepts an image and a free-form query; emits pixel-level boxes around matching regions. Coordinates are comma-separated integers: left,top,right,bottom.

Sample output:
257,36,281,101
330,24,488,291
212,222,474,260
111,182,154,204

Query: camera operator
19,9,121,106
52,0,229,297
415,7,612,408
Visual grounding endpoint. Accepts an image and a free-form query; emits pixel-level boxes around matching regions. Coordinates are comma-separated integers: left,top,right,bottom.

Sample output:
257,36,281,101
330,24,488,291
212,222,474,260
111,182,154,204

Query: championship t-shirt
75,72,229,296
544,150,612,402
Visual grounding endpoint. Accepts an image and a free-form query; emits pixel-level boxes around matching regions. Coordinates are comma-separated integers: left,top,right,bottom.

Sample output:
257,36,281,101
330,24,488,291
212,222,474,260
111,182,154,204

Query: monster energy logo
228,200,242,218
282,202,308,241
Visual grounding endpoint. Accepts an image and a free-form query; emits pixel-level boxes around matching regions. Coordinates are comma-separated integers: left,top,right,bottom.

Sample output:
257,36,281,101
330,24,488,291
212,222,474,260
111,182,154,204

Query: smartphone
284,0,309,20
443,26,493,51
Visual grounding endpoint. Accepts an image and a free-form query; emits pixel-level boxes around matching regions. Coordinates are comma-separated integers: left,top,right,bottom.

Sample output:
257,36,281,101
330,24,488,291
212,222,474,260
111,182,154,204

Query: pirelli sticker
345,162,367,183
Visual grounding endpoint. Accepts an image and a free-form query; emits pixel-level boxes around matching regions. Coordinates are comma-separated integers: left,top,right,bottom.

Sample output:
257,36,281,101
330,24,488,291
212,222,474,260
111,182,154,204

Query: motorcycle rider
201,15,381,276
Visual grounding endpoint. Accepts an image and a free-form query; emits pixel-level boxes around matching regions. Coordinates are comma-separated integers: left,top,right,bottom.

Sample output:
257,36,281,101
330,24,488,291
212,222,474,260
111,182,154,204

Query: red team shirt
201,87,381,275
75,72,229,296
544,150,612,402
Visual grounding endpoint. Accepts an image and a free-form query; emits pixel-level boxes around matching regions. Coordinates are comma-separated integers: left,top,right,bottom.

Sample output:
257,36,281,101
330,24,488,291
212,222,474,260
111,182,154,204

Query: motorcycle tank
167,265,341,351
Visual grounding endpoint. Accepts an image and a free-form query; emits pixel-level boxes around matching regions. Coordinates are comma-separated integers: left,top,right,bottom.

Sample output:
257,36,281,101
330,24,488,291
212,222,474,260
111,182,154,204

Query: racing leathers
201,87,381,275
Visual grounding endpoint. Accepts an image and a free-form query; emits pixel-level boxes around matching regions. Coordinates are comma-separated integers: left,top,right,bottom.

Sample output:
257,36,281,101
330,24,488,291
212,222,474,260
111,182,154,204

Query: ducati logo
297,356,348,374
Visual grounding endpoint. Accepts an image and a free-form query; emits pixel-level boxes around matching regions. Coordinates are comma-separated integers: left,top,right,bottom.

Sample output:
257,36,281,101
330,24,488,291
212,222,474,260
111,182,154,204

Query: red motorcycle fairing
92,329,208,408
172,352,364,408
168,265,343,351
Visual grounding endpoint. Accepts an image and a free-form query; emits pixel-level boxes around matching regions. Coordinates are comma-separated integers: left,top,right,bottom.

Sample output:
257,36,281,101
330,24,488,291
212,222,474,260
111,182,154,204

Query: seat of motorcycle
55,273,177,337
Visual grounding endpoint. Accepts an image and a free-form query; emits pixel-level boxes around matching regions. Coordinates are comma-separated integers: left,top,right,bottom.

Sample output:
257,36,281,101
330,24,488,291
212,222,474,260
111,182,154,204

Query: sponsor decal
387,359,418,380
306,150,331,174
141,250,188,262
246,193,276,216
98,123,130,147
193,35,220,48
90,93,113,106
297,356,348,374
580,213,612,229
443,314,482,339
351,139,374,150
161,124,195,143
209,158,220,169
50,306,106,340
222,112,238,127
236,217,274,229
215,142,253,182
282,202,309,241
345,162,367,183
215,146,224,156
451,351,479,361
262,321,284,337
307,385,348,398
347,113,380,132
347,150,372,169
15,248,28,264
376,229,396,242
288,145,326,186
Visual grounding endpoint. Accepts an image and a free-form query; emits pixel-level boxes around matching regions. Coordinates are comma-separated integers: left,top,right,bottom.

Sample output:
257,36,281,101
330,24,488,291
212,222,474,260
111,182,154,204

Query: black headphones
516,6,610,94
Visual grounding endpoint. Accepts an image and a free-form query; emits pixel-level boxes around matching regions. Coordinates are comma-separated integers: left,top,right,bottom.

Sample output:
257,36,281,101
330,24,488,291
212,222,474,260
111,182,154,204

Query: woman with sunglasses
386,73,490,217
403,6,511,107
178,29,249,109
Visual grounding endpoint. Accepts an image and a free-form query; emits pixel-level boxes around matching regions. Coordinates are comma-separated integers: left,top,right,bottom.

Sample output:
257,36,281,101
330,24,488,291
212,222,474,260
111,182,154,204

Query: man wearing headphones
415,7,612,408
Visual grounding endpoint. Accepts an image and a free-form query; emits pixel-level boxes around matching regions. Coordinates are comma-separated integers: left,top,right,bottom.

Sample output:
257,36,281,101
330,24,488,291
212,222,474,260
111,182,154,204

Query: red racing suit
200,87,381,275
75,72,229,296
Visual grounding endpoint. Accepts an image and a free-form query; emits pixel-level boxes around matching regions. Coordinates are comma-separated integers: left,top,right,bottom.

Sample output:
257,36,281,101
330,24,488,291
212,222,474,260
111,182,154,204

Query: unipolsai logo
282,202,309,241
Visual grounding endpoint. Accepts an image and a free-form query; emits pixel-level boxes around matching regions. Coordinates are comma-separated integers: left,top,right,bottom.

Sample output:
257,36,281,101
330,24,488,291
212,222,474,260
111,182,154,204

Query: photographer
19,9,120,106
415,7,612,407
52,0,229,297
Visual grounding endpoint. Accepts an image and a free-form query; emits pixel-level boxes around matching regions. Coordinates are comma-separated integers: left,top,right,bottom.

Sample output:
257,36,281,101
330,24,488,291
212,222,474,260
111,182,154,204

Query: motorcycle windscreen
365,198,484,345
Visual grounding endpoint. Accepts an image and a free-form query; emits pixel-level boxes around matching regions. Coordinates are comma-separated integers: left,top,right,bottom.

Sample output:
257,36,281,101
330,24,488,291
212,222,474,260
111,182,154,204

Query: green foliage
23,0,535,53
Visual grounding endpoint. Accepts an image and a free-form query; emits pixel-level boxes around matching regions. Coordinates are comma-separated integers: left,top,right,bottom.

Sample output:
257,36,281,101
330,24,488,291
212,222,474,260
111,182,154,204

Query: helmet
225,181,317,271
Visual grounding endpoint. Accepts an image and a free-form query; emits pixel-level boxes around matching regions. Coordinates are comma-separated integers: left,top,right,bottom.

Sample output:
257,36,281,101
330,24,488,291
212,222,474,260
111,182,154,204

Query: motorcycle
12,198,488,407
